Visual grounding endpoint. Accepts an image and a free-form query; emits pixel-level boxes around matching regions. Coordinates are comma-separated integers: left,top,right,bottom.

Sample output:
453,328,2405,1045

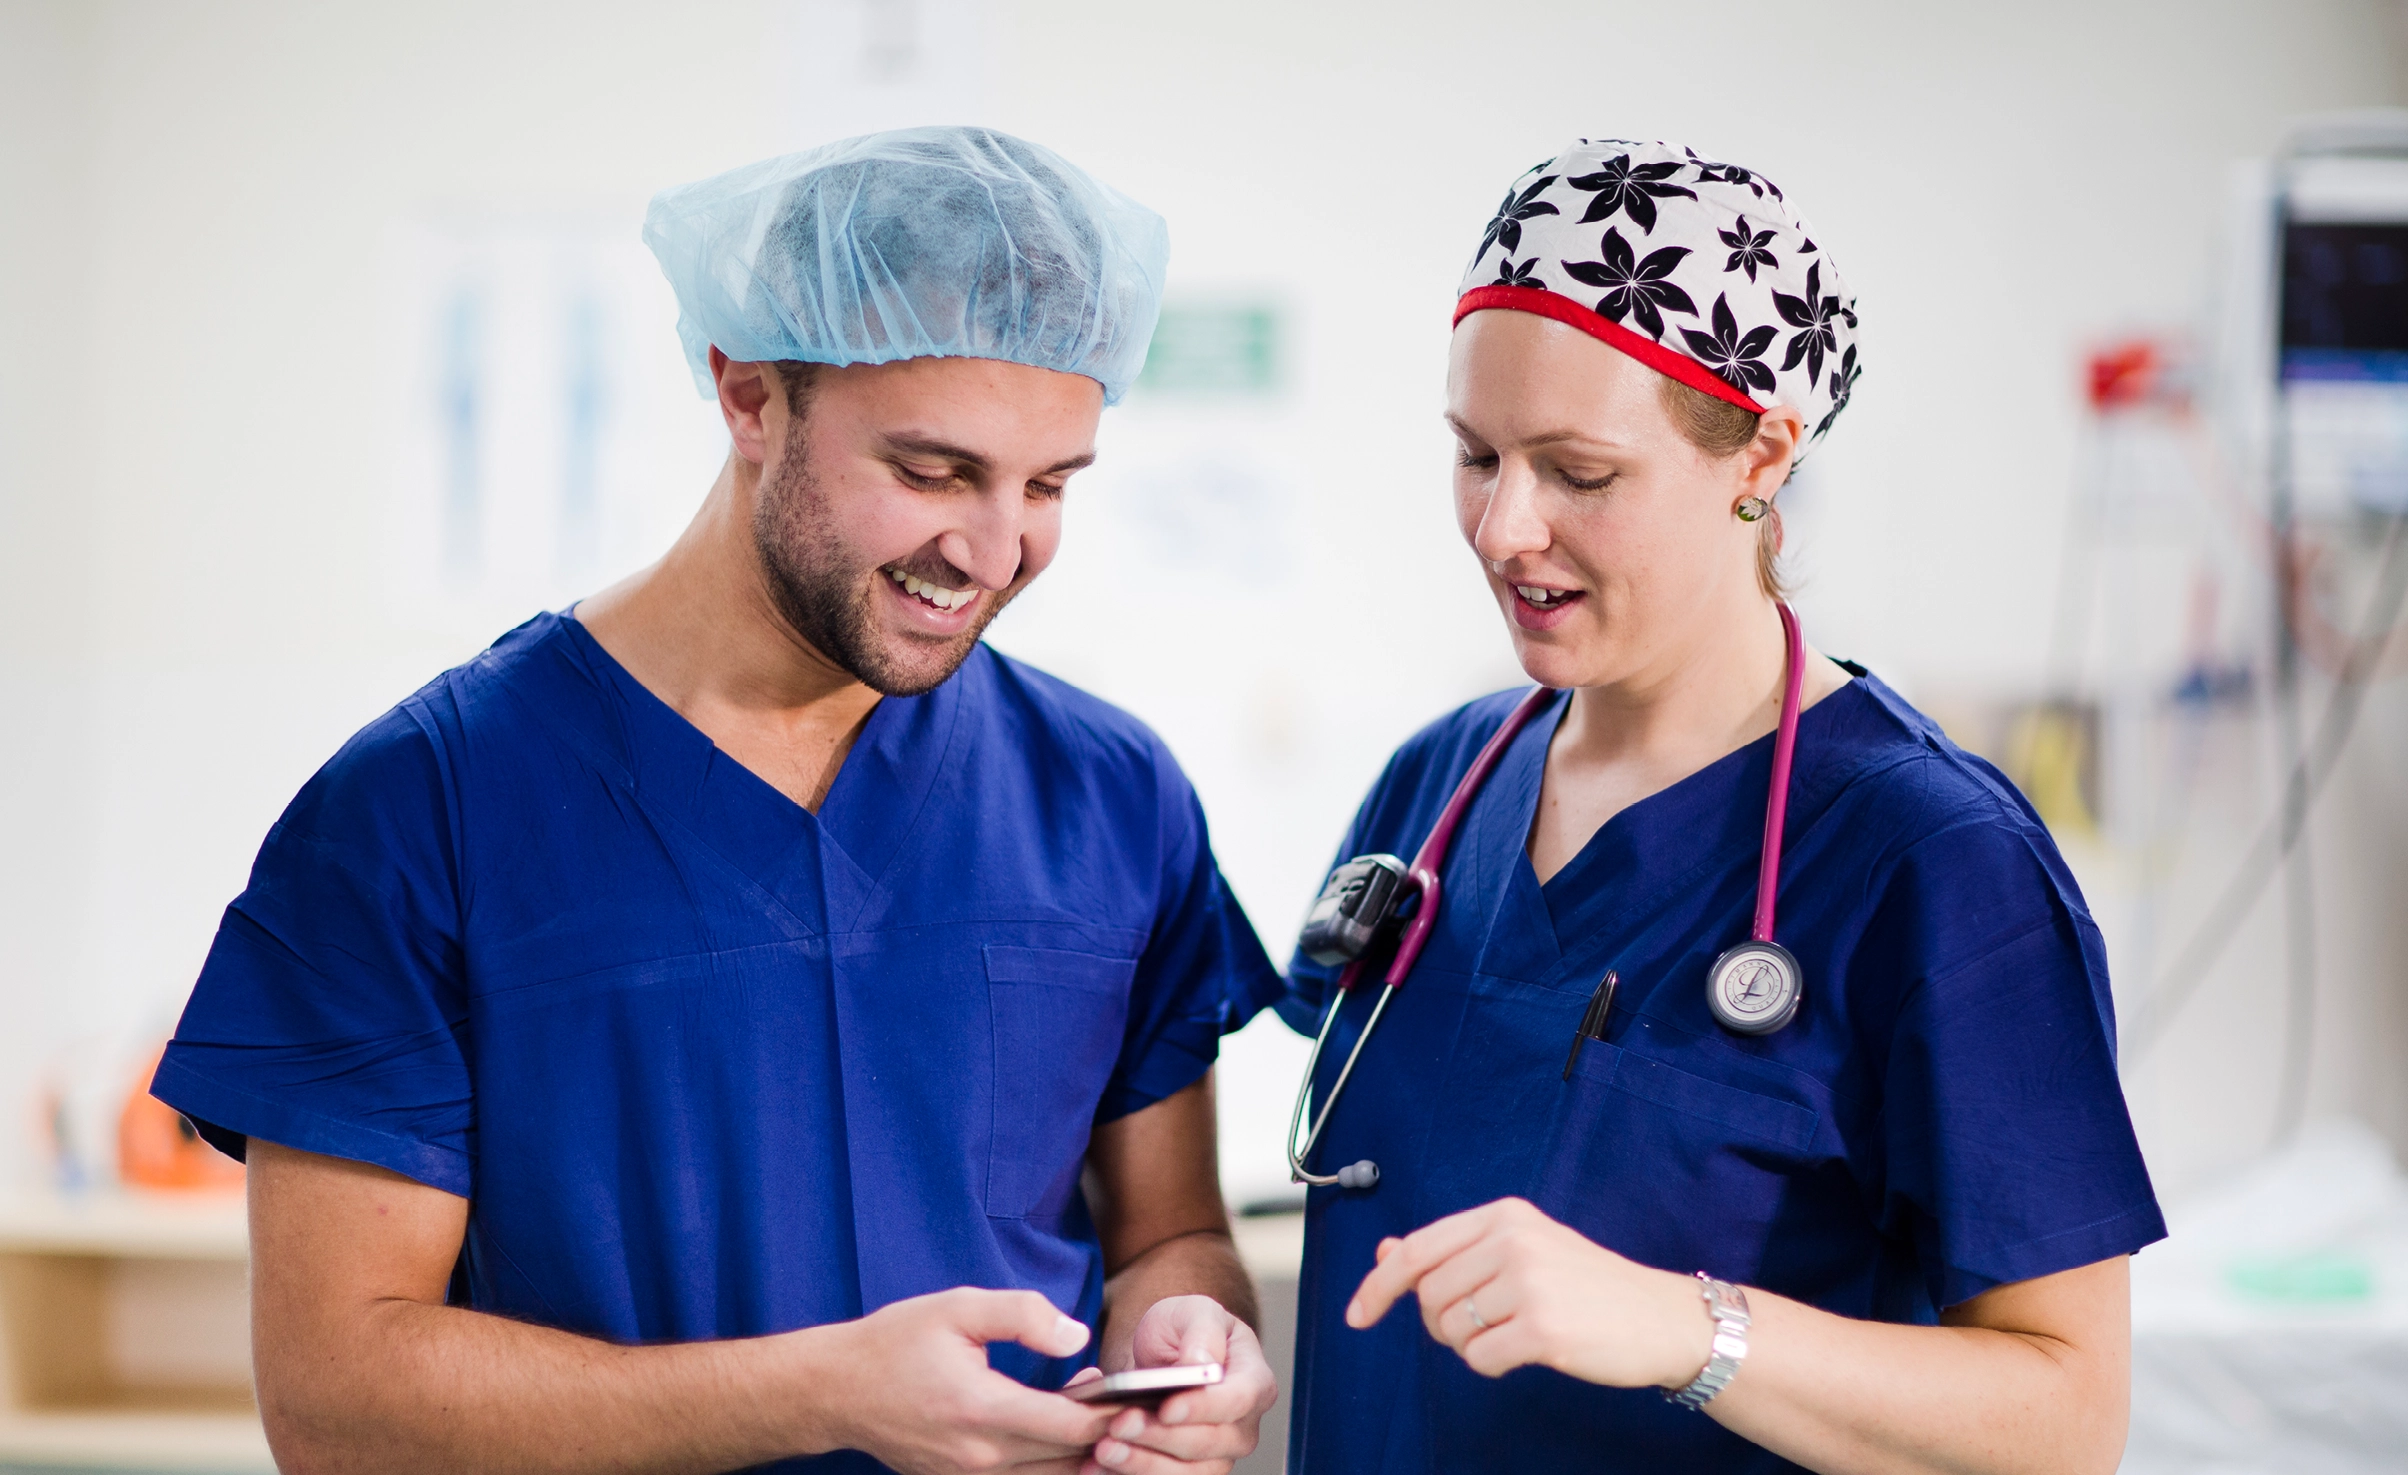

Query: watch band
1664,1272,1750,1410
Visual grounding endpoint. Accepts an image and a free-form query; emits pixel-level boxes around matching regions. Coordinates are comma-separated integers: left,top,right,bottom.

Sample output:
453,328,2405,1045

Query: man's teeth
887,567,976,611
1516,585,1573,607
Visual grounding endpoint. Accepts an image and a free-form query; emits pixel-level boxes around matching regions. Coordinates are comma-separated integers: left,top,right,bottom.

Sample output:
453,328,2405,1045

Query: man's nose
935,489,1027,591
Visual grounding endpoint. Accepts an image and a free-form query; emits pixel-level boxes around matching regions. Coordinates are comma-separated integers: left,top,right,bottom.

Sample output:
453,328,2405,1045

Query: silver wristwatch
1664,1273,1750,1410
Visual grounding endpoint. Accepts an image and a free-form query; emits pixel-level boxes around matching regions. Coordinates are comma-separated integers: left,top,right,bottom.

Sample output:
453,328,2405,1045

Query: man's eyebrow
880,435,1095,477
882,434,993,472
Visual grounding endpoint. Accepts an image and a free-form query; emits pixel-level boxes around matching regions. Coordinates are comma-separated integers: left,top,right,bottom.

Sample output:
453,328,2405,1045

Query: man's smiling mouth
884,565,978,612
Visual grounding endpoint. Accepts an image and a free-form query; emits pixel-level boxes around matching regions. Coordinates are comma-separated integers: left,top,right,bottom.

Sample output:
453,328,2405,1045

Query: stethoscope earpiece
1334,1160,1380,1191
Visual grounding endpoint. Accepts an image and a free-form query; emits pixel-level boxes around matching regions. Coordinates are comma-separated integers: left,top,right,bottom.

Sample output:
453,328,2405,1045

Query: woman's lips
1508,583,1585,632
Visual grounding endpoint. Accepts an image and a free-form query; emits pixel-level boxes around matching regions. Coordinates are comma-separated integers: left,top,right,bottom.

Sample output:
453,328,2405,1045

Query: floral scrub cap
1457,138,1861,461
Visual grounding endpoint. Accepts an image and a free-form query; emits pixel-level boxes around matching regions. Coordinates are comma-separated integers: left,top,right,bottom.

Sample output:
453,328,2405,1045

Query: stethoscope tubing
1287,603,1807,1188
1750,602,1806,945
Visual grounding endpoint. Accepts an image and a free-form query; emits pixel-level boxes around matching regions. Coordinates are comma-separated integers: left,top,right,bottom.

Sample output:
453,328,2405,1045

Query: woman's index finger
1345,1205,1498,1326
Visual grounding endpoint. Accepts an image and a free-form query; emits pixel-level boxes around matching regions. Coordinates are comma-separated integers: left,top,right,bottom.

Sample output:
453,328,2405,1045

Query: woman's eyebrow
1444,414,1625,452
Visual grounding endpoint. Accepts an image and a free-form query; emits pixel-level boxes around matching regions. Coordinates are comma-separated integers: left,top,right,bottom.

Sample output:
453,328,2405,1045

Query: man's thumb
949,1288,1090,1358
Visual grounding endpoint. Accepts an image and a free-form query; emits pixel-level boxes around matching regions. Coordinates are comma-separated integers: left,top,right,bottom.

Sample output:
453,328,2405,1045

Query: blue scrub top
1272,674,2164,1475
156,612,1276,1473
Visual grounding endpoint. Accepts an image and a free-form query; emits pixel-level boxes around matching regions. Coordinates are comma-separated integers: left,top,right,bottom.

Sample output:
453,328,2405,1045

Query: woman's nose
1472,462,1550,565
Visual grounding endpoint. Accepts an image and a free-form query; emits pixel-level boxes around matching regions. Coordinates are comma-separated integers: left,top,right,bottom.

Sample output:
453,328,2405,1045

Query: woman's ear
1739,407,1805,503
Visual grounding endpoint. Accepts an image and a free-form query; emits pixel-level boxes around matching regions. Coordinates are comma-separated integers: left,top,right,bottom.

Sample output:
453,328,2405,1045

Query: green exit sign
1138,303,1282,396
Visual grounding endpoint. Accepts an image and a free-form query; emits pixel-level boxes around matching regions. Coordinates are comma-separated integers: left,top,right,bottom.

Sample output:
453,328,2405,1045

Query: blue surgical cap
643,126,1169,406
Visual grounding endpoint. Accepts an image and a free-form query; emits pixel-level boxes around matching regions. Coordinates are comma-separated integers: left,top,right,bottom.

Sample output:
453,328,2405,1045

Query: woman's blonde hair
1656,377,1786,601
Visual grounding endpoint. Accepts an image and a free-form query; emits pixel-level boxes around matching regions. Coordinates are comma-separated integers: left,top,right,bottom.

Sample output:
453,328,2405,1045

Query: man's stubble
749,416,1023,698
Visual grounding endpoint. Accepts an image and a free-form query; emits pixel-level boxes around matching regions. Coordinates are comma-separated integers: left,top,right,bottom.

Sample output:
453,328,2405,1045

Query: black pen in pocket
1561,969,1619,1080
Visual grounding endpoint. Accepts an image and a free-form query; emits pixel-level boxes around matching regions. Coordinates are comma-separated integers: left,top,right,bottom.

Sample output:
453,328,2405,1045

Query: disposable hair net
644,126,1169,405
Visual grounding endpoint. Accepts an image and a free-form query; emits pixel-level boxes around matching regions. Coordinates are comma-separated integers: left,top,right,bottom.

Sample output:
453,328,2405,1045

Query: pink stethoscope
1286,604,1809,1191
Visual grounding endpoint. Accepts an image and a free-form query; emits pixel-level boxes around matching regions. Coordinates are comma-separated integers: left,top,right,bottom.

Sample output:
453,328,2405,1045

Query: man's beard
750,427,1021,698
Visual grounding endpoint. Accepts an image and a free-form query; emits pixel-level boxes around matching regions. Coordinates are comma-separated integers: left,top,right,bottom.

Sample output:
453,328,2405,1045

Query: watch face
1706,941,1803,1035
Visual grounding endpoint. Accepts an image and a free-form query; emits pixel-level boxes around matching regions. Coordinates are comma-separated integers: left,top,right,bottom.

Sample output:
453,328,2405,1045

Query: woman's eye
1454,448,1498,470
1559,469,1616,492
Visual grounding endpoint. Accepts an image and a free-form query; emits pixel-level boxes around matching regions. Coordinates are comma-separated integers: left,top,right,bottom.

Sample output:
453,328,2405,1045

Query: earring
1735,496,1771,523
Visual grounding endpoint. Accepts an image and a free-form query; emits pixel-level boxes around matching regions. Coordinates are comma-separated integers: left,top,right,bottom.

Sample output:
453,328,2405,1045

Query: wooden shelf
0,1408,271,1471
0,1190,247,1262
0,1189,265,1472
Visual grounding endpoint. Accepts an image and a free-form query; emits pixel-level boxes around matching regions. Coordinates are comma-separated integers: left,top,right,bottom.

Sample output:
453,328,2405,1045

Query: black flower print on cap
1565,153,1697,232
1816,345,1860,440
1718,216,1777,281
1479,175,1560,260
1681,294,1778,397
1492,255,1546,289
1453,138,1862,461
1561,228,1697,339
1774,259,1842,390
1694,161,1765,199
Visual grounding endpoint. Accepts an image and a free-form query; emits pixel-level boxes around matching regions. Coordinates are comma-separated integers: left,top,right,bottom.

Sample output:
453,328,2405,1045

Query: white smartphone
1062,1362,1225,1408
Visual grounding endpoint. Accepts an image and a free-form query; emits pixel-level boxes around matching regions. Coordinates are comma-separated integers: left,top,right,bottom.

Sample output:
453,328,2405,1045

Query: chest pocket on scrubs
984,945,1137,1219
1532,1040,1820,1284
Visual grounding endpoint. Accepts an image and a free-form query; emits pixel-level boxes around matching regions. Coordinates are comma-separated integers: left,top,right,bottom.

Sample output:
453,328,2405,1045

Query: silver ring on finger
1466,1297,1488,1331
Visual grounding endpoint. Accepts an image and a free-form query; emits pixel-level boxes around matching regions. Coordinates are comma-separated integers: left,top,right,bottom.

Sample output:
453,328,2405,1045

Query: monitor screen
2281,222,2408,380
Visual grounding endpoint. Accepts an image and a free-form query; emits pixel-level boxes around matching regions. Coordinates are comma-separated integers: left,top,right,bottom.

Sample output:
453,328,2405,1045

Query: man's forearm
1097,1228,1260,1371
262,1297,839,1475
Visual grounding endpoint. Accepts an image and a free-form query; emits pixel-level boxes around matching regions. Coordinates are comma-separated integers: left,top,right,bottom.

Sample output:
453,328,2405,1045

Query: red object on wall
2087,341,2160,410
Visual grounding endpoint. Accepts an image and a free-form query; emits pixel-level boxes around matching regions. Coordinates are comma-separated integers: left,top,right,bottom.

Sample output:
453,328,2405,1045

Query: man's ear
710,348,779,466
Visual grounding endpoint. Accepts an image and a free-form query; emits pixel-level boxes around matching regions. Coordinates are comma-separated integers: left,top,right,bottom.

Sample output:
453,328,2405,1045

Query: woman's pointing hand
1345,1197,1715,1390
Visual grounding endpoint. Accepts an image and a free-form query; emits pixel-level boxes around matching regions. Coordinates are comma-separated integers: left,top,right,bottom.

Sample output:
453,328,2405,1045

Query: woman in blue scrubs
1277,139,2164,1474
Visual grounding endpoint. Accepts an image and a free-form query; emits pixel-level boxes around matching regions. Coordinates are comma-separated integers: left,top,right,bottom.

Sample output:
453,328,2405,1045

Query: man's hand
248,1141,1123,1475
1070,1295,1275,1475
814,1288,1119,1475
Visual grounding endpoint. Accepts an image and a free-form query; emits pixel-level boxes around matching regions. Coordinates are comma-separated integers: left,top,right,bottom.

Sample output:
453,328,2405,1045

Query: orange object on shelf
117,1046,244,1193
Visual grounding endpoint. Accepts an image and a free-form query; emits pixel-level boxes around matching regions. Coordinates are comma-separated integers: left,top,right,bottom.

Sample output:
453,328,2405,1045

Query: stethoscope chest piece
1705,939,1803,1036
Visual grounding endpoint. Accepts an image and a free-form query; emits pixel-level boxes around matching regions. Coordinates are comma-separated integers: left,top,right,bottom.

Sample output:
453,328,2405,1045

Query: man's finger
948,1288,1091,1359
971,1379,1120,1451
1093,1422,1248,1475
1174,1314,1227,1366
1106,1404,1250,1457
1150,1363,1269,1430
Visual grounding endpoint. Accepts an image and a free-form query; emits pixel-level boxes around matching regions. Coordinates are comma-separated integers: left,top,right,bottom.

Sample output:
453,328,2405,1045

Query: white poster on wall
382,220,728,636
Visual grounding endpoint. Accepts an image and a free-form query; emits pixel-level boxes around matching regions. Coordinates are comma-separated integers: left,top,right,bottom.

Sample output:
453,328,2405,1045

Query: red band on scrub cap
1453,285,1765,415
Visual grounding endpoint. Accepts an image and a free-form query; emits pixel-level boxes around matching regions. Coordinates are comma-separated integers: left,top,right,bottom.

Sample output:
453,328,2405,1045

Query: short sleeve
150,702,474,1196
1094,760,1282,1121
1869,818,2166,1308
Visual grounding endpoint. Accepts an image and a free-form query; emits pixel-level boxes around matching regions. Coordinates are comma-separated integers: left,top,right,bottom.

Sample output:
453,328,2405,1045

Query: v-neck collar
1468,680,1878,983
521,612,964,933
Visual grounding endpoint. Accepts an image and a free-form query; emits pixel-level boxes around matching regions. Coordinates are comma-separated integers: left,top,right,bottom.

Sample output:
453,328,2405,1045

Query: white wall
1,0,2404,1203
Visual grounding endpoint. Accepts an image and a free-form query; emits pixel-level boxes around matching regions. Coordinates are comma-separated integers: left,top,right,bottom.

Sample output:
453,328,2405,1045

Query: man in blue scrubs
153,129,1279,1474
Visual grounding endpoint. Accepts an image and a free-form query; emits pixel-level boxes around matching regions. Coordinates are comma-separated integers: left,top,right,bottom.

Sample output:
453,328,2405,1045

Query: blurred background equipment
11,3,2408,1472
4,1038,253,1470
